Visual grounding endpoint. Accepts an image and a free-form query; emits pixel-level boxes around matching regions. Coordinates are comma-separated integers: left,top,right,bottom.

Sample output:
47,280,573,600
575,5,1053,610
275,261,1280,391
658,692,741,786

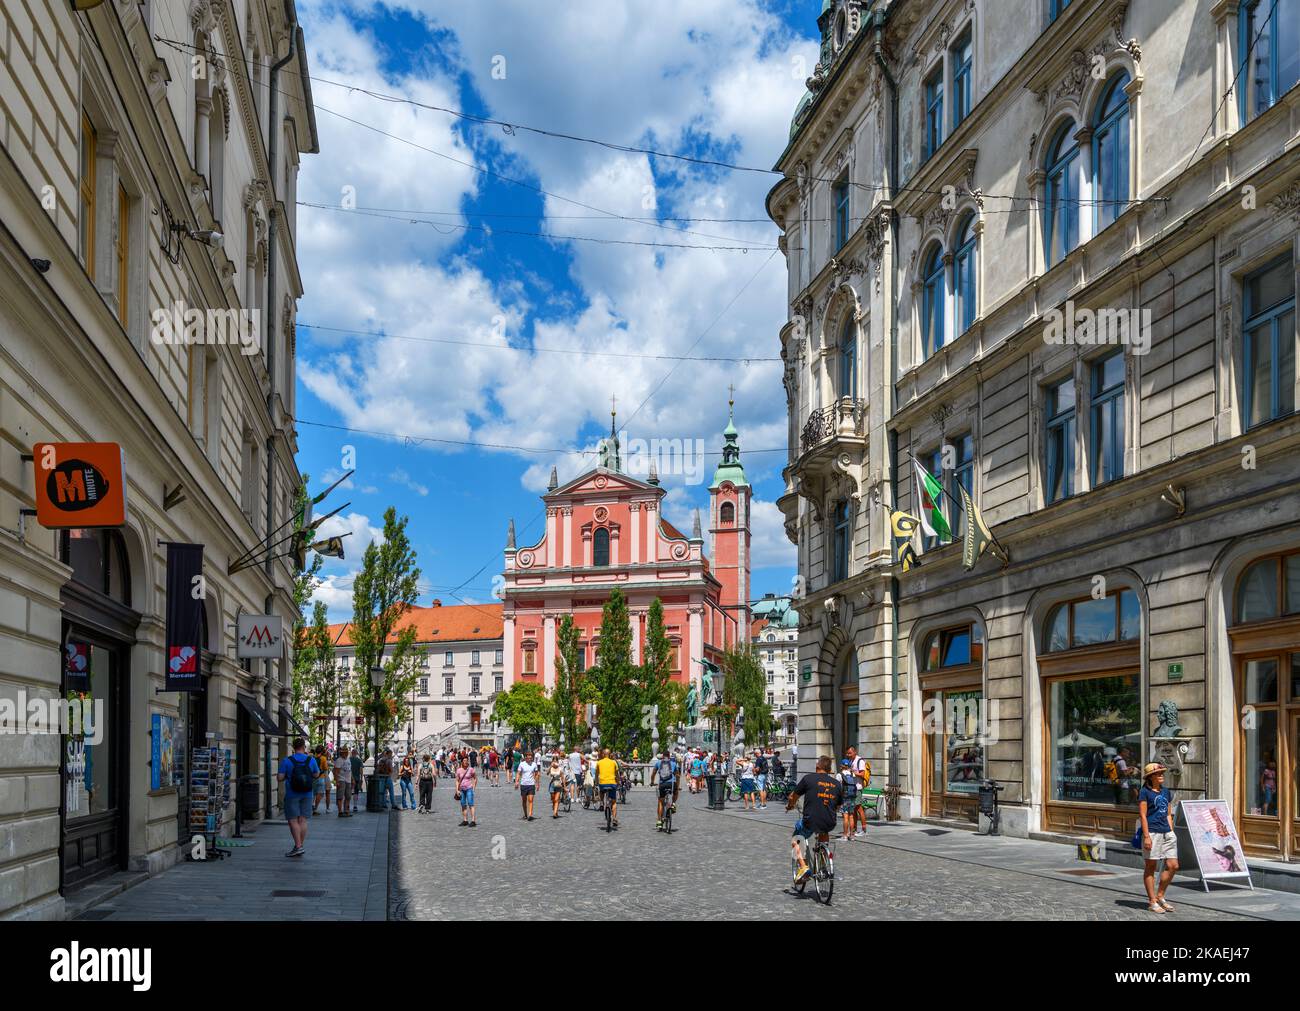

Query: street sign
1167,662,1184,682
801,663,812,684
32,442,127,528
236,614,283,659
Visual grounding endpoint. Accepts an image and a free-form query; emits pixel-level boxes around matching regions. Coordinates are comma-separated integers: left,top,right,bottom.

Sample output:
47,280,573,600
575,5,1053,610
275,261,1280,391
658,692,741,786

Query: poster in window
1181,800,1252,887
64,641,90,693
151,713,176,791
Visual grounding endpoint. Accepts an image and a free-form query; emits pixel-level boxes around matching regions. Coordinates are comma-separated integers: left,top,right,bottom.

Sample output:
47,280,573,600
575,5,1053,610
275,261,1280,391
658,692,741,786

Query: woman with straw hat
1138,762,1179,912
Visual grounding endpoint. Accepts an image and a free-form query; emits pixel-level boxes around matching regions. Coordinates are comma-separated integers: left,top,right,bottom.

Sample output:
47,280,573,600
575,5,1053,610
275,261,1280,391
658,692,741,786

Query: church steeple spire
600,394,622,472
710,387,748,489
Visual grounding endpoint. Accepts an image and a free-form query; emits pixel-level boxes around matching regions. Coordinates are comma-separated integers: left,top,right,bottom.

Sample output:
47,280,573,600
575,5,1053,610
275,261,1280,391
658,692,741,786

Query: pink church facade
501,421,751,698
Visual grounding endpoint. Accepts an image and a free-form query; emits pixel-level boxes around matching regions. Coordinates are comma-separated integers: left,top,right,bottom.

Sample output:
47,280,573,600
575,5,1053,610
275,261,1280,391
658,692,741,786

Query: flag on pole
912,459,951,542
890,510,921,572
956,483,1005,570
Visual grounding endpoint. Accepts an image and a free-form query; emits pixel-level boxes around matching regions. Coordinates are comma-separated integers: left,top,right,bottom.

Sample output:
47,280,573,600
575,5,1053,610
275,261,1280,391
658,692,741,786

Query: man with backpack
650,749,679,830
753,749,770,810
277,738,320,857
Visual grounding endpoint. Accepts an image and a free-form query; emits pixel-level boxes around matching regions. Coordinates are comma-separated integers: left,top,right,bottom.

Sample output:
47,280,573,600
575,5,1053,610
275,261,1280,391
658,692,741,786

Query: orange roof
661,518,687,540
751,618,768,638
328,602,503,646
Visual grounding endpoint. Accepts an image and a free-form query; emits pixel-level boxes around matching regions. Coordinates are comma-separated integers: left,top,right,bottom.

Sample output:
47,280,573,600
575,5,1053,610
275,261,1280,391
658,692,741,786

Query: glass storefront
64,643,116,819
1048,672,1142,807
930,688,983,795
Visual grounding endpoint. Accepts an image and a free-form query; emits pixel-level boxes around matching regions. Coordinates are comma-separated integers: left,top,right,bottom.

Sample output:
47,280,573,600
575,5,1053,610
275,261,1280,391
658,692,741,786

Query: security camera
192,229,223,249
30,258,51,273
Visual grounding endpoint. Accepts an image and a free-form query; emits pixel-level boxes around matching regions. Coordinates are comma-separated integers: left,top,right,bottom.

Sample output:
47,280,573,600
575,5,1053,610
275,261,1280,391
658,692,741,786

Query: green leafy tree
349,507,422,754
638,598,675,754
490,680,552,748
722,644,772,749
300,601,341,747
586,587,639,755
289,475,324,725
551,616,582,747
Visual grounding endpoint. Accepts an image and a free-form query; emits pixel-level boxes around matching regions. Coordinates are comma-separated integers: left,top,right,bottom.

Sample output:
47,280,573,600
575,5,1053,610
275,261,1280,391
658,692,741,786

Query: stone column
503,611,515,685
629,502,641,564
543,612,557,691
562,507,573,567
546,508,557,566
195,96,212,187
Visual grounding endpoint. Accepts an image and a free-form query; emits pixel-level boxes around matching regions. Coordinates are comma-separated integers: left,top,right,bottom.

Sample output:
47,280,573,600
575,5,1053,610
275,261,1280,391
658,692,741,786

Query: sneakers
285,846,304,857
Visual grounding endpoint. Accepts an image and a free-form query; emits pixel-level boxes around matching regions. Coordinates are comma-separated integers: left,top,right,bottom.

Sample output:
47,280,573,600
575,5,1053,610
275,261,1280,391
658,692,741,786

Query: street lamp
367,665,386,812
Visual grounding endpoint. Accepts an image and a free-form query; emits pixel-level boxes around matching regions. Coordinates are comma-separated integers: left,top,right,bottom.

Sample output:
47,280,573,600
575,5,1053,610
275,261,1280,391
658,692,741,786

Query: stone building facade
770,0,1300,854
0,0,316,916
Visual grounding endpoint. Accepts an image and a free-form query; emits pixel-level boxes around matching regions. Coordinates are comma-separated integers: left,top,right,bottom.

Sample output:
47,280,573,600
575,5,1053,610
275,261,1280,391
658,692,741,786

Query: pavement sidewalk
76,805,390,921
711,802,1300,921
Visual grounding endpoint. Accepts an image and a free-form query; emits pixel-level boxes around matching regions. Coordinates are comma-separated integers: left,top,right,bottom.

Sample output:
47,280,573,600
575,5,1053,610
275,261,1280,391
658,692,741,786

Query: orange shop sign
32,443,127,529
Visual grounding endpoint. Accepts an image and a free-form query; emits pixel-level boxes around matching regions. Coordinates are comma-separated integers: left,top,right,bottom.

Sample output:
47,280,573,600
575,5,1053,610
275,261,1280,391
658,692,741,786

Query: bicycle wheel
791,849,808,894
662,797,672,834
604,796,613,832
563,790,572,814
813,848,834,905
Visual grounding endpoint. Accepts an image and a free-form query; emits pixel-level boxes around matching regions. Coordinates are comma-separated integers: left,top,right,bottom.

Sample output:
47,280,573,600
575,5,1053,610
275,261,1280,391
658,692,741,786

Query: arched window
60,528,131,605
1042,588,1140,652
1236,552,1300,623
1092,73,1131,233
921,623,984,670
838,316,857,398
720,502,735,525
1044,121,1079,267
953,213,978,334
209,90,226,222
593,527,610,567
921,243,945,358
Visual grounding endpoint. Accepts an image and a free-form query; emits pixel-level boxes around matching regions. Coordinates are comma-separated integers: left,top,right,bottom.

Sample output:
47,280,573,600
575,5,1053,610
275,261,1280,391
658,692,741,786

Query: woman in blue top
1138,762,1179,913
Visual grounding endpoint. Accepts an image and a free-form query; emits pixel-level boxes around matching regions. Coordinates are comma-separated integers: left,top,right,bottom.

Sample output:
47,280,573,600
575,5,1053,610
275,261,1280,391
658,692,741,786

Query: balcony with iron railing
795,397,867,482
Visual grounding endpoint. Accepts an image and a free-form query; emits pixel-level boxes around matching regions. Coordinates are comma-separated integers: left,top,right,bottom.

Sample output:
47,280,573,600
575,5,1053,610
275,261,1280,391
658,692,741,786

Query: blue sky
292,1,823,619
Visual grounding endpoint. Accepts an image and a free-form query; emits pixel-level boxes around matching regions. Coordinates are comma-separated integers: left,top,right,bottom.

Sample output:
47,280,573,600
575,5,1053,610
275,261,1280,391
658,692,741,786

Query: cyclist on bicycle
595,747,621,829
650,748,679,830
786,756,843,883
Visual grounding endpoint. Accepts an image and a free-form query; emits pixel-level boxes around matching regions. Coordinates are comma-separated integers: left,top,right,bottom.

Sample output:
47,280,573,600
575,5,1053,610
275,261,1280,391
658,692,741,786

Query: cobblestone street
388,780,1252,921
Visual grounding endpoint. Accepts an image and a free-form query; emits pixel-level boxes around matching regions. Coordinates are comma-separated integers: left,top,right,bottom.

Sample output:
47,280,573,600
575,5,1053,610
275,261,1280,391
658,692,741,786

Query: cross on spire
728,384,735,418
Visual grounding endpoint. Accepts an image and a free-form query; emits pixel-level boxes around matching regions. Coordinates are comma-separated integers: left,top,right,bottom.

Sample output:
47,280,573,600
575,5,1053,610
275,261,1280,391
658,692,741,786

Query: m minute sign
237,615,283,659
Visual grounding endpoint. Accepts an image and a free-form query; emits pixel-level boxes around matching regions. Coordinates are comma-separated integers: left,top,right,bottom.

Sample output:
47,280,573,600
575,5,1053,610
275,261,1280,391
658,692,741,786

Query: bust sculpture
1152,699,1183,739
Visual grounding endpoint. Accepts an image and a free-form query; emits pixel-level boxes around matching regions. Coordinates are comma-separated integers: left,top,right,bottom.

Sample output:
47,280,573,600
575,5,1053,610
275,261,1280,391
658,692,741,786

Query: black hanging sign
164,543,205,691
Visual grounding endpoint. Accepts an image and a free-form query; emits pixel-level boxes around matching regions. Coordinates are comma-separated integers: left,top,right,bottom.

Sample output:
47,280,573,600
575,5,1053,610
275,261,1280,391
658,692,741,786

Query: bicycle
562,780,573,814
657,785,677,834
602,787,615,832
790,806,835,905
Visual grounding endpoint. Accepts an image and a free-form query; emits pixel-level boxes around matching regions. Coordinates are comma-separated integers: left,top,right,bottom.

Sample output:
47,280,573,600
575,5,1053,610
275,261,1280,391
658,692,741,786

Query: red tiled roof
661,518,687,540
328,602,503,646
751,618,768,638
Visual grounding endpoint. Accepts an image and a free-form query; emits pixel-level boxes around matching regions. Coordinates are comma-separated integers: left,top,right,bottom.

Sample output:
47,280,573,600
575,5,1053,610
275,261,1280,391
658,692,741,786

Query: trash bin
977,778,1003,835
706,774,727,811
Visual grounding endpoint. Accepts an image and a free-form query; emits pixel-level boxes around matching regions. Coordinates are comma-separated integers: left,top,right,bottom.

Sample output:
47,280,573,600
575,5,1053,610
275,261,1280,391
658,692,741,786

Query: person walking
277,738,319,857
1139,762,1179,913
567,745,583,804
350,748,364,812
376,749,395,809
455,756,477,827
333,746,353,817
398,754,416,810
754,749,770,810
548,754,566,818
417,754,435,813
518,749,540,821
312,744,330,815
738,753,756,811
837,758,859,840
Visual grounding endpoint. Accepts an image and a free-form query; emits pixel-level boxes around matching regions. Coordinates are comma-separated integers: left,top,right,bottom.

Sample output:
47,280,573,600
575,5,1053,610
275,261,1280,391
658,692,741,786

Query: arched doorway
832,649,858,758
1230,550,1300,859
919,621,984,823
59,528,139,889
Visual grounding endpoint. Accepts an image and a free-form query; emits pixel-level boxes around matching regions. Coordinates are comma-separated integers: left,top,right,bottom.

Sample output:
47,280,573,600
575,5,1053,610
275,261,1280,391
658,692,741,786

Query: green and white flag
912,459,951,542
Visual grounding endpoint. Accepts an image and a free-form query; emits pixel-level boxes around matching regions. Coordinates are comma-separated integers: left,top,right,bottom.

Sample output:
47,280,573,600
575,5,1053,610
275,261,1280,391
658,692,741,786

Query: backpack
288,754,315,793
658,758,675,780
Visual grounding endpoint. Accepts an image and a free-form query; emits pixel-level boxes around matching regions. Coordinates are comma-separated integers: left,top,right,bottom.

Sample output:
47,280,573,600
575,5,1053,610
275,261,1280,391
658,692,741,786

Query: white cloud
388,468,429,497
293,0,812,520
749,498,796,572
